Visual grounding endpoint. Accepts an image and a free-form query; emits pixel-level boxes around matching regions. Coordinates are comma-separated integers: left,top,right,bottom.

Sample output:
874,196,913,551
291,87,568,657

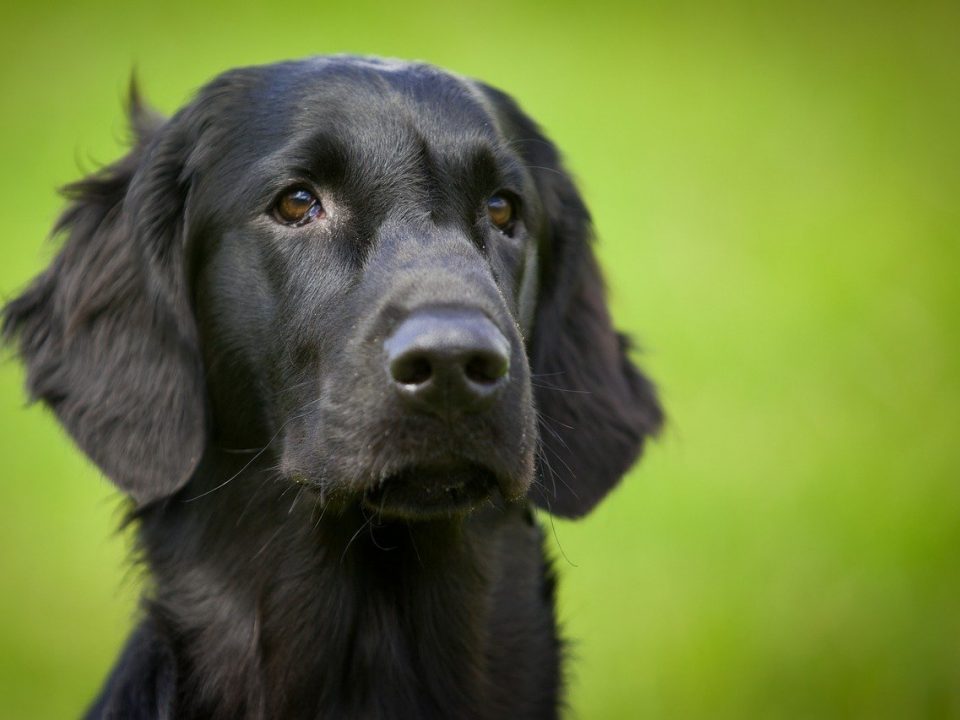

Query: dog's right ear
2,86,206,506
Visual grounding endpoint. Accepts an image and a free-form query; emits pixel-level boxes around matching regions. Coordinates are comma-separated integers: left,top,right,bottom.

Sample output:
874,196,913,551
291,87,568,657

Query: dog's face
191,59,539,517
4,57,663,520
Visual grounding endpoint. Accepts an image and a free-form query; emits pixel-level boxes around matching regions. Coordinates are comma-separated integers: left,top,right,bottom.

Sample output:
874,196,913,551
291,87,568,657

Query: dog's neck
137,454,505,719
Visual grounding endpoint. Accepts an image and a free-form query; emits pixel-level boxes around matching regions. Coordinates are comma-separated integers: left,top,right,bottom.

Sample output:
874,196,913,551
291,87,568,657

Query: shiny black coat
3,57,662,719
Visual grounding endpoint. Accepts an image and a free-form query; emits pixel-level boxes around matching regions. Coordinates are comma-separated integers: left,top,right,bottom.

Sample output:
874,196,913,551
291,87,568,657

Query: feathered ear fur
482,85,664,518
2,86,206,506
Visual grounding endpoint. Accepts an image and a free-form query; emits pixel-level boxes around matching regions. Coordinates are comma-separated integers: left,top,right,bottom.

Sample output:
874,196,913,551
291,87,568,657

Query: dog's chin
360,463,503,521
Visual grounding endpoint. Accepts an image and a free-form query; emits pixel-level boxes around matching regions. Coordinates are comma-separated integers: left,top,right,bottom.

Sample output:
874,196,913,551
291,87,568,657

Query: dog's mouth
362,463,500,520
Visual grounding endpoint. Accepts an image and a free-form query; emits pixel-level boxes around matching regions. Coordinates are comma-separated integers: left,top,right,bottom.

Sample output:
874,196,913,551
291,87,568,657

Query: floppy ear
2,88,206,506
483,86,664,518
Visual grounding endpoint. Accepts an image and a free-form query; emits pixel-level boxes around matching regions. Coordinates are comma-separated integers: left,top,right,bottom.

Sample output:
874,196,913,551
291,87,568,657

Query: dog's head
3,57,662,520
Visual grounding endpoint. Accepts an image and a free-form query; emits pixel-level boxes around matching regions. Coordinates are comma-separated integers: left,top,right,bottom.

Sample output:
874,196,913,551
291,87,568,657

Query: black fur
3,57,662,719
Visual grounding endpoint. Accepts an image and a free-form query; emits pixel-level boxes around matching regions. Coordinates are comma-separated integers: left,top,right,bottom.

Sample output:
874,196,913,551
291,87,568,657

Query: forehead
208,57,506,166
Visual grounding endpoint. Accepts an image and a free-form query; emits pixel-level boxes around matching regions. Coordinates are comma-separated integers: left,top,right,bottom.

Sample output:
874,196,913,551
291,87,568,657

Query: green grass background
1,1,957,717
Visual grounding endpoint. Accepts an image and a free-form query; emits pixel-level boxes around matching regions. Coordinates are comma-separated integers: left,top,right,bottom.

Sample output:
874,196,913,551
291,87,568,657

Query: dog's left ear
480,85,664,518
2,87,206,506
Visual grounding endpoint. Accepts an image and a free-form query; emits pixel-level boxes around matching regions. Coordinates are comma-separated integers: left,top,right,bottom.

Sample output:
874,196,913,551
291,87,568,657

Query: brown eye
273,188,323,225
487,194,515,233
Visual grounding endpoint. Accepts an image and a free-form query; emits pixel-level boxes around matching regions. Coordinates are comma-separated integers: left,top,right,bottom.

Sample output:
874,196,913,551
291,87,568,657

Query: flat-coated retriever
3,56,662,719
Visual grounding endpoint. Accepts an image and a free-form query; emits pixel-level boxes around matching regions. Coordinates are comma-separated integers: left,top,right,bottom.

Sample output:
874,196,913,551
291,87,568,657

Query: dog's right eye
272,188,324,226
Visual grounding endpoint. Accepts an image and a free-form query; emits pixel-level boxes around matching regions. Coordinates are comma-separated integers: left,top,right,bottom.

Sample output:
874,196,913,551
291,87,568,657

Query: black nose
385,308,511,416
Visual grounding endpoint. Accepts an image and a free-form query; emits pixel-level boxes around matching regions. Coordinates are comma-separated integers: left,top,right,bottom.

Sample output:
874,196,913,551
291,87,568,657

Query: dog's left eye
272,188,324,226
487,194,516,235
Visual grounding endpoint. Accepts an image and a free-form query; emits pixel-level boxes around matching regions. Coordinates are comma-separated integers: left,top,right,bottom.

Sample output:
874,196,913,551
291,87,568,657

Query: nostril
464,352,509,385
390,355,432,386
384,307,512,415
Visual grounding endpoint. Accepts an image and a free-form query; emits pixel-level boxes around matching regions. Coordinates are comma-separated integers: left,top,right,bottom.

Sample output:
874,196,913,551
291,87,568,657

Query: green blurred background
1,1,958,717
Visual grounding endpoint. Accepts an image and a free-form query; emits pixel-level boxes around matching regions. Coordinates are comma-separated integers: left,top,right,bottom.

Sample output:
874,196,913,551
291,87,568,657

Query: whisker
525,475,576,568
311,495,329,531
505,136,559,153
540,505,576,568
538,440,578,499
524,164,566,178
406,525,424,569
530,381,592,395
537,410,574,452
252,526,285,561
340,512,374,564
183,419,293,502
367,513,395,552
236,472,283,527
535,413,579,501
536,443,559,499
287,486,305,515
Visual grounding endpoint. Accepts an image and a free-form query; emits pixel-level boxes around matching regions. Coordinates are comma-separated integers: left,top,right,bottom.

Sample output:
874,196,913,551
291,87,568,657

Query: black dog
3,56,662,719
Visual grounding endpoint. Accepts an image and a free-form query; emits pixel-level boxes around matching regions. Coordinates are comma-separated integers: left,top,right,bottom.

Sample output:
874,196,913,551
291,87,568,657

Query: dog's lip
361,462,501,519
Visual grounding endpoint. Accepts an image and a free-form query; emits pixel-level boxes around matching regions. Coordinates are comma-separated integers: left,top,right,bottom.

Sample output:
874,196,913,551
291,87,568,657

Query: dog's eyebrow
241,132,351,205
458,144,530,195
497,154,529,192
